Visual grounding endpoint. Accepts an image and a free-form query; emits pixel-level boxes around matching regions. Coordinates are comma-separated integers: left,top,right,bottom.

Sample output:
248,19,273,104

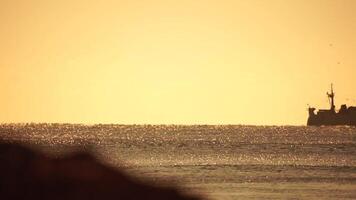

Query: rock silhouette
0,142,202,200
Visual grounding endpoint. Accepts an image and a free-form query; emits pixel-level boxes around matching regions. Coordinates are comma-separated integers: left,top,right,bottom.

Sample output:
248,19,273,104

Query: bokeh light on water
1,124,355,199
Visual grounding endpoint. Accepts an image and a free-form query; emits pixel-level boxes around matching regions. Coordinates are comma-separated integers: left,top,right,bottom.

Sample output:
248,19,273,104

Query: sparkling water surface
1,124,355,199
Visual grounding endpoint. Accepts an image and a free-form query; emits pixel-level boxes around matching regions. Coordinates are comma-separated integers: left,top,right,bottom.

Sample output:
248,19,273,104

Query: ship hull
307,114,356,126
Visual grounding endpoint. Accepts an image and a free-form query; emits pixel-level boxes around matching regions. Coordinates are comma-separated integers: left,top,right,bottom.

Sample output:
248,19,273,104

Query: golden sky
0,0,355,125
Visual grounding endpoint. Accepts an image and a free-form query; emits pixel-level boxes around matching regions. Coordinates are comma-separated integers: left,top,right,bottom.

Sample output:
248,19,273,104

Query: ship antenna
327,83,335,112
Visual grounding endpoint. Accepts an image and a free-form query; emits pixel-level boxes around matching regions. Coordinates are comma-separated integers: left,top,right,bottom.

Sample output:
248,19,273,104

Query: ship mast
327,83,335,112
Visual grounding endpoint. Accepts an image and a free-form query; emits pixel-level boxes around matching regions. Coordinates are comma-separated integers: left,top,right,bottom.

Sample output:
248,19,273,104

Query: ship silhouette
307,84,356,126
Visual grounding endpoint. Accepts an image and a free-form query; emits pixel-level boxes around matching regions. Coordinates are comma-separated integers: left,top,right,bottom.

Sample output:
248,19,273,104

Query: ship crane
327,83,335,112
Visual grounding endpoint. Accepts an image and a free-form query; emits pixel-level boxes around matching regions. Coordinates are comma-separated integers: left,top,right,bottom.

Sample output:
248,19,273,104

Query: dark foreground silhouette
0,142,202,200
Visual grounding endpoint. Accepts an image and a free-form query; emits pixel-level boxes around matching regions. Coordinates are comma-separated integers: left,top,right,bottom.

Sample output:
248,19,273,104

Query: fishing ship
307,84,356,126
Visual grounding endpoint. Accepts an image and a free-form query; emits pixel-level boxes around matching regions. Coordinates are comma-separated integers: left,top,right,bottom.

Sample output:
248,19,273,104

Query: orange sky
0,0,355,125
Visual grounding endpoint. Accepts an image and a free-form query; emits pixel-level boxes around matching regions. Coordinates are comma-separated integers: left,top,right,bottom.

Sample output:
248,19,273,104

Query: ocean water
0,124,355,199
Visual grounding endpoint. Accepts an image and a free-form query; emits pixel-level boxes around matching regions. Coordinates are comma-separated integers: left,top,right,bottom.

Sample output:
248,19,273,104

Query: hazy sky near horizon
0,0,355,125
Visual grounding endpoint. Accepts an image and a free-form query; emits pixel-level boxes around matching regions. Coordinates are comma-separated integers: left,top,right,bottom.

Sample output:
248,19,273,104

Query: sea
0,124,355,200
